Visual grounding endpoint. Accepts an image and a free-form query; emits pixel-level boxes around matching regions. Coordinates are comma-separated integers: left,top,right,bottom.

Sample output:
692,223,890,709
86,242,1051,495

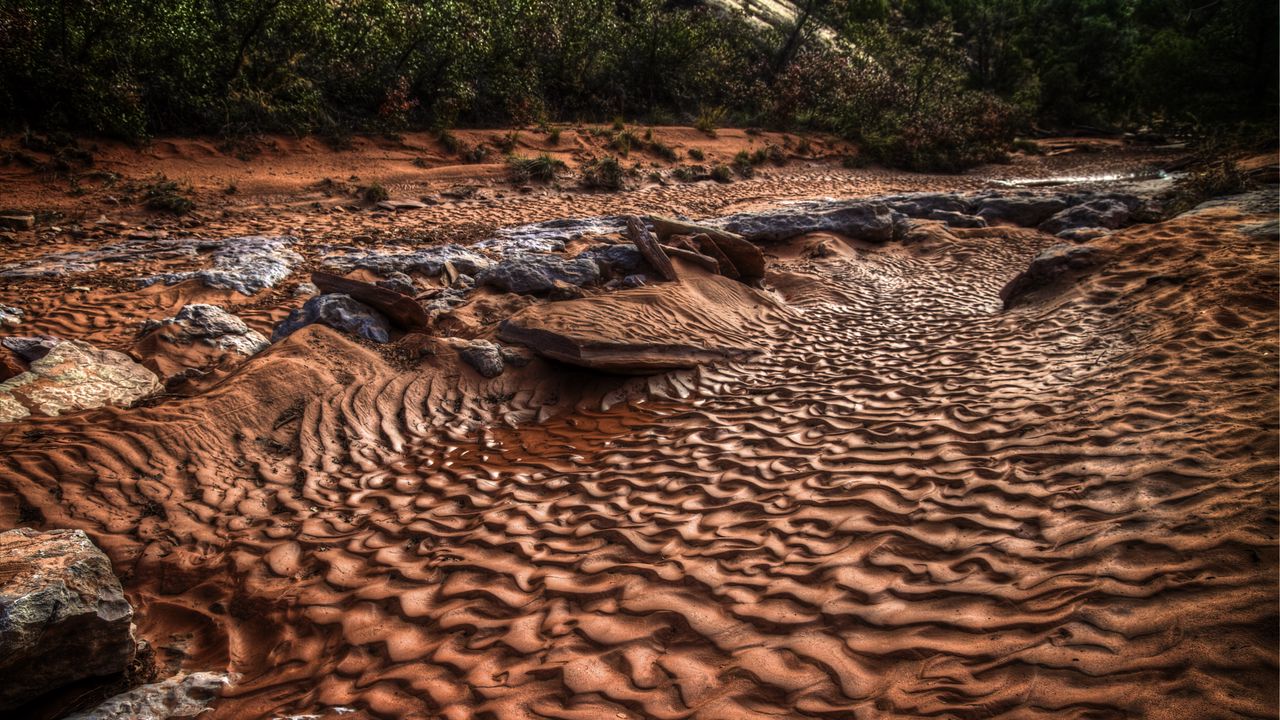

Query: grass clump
610,129,639,157
362,182,389,203
506,153,566,182
648,140,679,162
732,151,756,178
547,127,562,145
494,131,520,153
687,147,705,161
580,155,625,190
141,175,194,214
695,106,725,136
709,164,734,183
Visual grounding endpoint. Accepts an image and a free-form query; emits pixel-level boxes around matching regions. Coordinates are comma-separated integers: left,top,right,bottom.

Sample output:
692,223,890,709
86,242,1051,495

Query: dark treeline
0,0,1275,169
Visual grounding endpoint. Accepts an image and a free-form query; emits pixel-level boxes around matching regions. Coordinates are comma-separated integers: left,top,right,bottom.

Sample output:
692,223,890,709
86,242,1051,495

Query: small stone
272,294,393,343
457,339,505,378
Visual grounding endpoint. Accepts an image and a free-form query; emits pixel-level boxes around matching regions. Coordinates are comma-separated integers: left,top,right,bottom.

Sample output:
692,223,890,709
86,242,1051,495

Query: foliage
0,0,1272,172
579,155,624,190
710,164,734,183
506,153,565,182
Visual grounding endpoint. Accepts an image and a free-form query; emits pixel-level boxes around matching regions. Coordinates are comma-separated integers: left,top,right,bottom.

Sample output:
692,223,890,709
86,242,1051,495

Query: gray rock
63,672,229,720
716,202,901,243
886,193,973,216
926,210,988,228
999,244,1106,309
1,335,60,362
1187,189,1280,216
976,195,1070,227
272,294,393,343
139,305,268,356
479,216,628,254
457,340,505,378
63,666,230,717
322,244,492,277
0,304,23,327
376,272,418,296
1040,198,1133,235
478,254,601,294
293,282,319,297
621,274,647,288
582,244,649,277
0,237,220,281
0,528,135,709
0,339,161,422
421,288,472,316
141,236,300,295
1055,227,1111,243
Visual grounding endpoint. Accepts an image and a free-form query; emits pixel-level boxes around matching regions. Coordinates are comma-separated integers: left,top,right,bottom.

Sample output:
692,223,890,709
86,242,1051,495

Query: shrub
687,148,705,161
507,153,566,182
766,144,786,165
732,151,755,178
610,130,638,157
648,140,679,162
362,182,389,203
710,164,734,183
439,131,463,155
695,106,726,136
547,128,562,145
494,131,520,153
140,175,194,214
580,156,625,190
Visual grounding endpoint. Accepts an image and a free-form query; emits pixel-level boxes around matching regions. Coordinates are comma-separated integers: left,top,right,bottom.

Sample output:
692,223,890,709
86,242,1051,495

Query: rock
1,237,220,281
0,304,23,327
975,195,1070,227
376,199,428,211
1055,227,1110,242
499,271,773,374
421,287,473,316
376,271,417,296
141,236,301,295
0,212,35,231
311,271,429,332
271,294,393,344
457,340,505,378
480,217,628,254
0,528,135,709
621,274,647,288
293,282,319,297
0,339,161,422
139,305,268,356
478,254,600,295
926,209,988,228
886,193,973,217
626,215,677,281
716,202,900,244
999,244,1107,309
583,244,649,277
1039,198,1133,235
321,244,492,278
63,672,228,720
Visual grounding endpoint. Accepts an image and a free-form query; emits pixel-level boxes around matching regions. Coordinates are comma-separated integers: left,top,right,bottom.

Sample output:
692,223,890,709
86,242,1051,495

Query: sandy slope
0,139,1274,719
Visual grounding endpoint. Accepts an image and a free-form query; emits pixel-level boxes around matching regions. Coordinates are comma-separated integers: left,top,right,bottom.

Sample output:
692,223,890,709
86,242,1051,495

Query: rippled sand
1,185,1276,718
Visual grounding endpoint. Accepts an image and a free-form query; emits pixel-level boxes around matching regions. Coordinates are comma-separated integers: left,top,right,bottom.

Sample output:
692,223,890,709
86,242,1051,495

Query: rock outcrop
141,235,301,295
717,202,900,244
0,528,135,710
0,338,161,422
976,195,1070,227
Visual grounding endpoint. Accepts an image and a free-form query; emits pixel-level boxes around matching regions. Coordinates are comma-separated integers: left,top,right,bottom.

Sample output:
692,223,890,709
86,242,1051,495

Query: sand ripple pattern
0,208,1275,719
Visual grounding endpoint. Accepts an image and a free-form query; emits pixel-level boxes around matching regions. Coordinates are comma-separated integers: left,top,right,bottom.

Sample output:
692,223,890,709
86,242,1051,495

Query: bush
710,164,733,183
687,148,705,161
507,153,565,182
695,106,726,136
139,175,194,214
547,128,562,145
609,130,638,157
648,140,679,162
580,156,624,190
362,182,389,203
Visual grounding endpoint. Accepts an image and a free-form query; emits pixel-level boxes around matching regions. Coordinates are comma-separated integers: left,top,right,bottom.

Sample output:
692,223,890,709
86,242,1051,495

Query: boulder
141,236,301,296
999,244,1107,309
477,254,600,294
1039,198,1133,235
717,202,900,244
886,193,973,217
0,528,135,709
976,195,1070,227
649,216,765,280
272,294,393,344
62,672,228,720
376,271,418,296
0,339,161,422
583,244,649,277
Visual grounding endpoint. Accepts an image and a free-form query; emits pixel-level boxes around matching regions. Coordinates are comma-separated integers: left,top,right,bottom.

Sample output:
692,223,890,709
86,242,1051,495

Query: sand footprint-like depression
0,201,1276,719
